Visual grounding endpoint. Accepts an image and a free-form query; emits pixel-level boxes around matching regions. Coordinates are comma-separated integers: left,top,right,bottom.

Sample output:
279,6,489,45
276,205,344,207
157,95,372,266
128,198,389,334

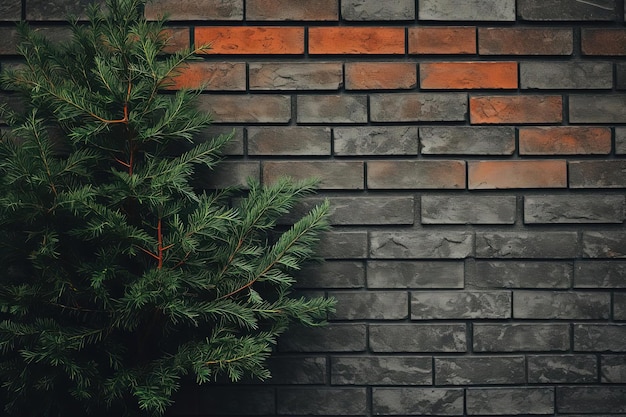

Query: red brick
246,0,338,20
420,62,517,89
165,62,246,90
409,27,476,55
263,161,364,190
479,28,573,55
345,63,417,90
309,27,405,55
145,0,243,21
195,27,304,54
519,127,612,155
367,160,466,189
469,161,567,189
582,29,626,56
470,96,563,124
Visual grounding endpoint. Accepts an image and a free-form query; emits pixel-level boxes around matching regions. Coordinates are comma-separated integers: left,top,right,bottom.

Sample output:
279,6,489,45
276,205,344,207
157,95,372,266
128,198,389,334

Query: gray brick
277,387,367,416
330,291,408,320
518,0,618,21
202,126,244,155
332,356,431,385
420,126,515,155
574,324,626,352
616,127,626,154
575,261,626,288
474,324,570,352
297,95,367,124
435,356,525,385
296,261,365,289
615,293,626,320
476,232,579,259
246,0,338,20
249,62,342,90
419,0,515,21
367,261,464,289
279,324,366,352
470,261,572,289
570,161,626,188
367,160,466,189
521,62,613,89
514,291,610,319
197,94,291,123
266,356,327,384
373,388,464,416
145,0,243,20
263,161,364,190
370,231,474,259
341,0,415,20
248,127,331,156
317,231,368,259
583,232,626,258
557,387,626,414
467,388,554,415
525,195,625,224
200,161,259,189
197,386,274,415
26,0,104,20
0,1,20,21
601,355,626,382
412,291,511,320
370,93,467,122
334,126,418,156
570,95,626,123
0,28,19,55
369,324,467,353
422,195,516,225
528,355,598,383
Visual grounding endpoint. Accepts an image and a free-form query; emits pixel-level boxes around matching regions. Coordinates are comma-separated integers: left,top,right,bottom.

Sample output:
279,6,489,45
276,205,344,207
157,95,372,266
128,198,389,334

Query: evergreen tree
0,0,334,415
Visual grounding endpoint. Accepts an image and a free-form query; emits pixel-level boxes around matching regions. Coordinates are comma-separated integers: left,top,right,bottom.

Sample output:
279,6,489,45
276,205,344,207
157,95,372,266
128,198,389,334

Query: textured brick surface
309,27,405,55
474,324,570,352
248,127,330,156
518,0,618,21
145,0,243,20
570,161,626,188
602,355,626,382
476,232,578,258
345,62,416,90
479,27,573,55
331,291,408,320
367,261,464,289
570,95,626,123
470,95,563,124
421,195,516,224
582,29,626,55
370,231,473,259
334,126,418,155
574,325,626,352
371,93,467,122
520,62,612,89
196,95,291,123
466,388,554,415
167,62,246,91
246,0,338,21
420,126,515,155
435,356,524,385
528,355,598,383
297,94,367,124
341,0,415,21
409,27,476,54
277,388,367,415
469,261,572,289
0,1,21,21
575,261,626,288
412,291,511,319
524,195,624,223
420,62,518,90
582,232,626,258
25,0,103,20
279,324,366,352
195,27,304,54
469,160,567,189
373,388,464,415
370,324,467,352
514,291,610,319
249,62,342,90
263,161,364,190
557,387,626,413
331,356,431,385
419,0,515,21
368,160,465,189
519,127,612,155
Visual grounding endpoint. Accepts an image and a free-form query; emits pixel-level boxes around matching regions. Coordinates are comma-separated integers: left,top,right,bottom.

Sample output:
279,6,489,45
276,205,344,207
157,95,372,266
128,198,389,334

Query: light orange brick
519,127,612,155
409,27,476,55
309,27,405,55
345,62,417,90
469,161,567,189
420,62,517,89
195,27,304,54
164,62,246,90
470,96,563,124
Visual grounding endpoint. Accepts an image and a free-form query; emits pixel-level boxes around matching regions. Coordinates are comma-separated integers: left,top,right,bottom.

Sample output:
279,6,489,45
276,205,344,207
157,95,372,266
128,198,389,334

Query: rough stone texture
370,231,473,259
476,232,579,259
435,356,525,385
367,261,464,289
196,27,304,55
246,0,338,20
263,161,364,190
316,231,368,259
520,62,612,89
570,95,626,123
200,161,259,189
367,160,466,189
410,27,476,55
296,261,365,289
619,65,626,90
331,356,431,385
601,355,626,382
420,126,515,155
277,388,367,415
341,0,415,21
419,0,515,21
518,0,618,21
345,62,417,90
513,291,610,319
574,325,626,352
466,388,554,415
469,160,568,188
265,357,327,384
372,388,464,416
369,324,467,353
470,95,563,124
420,62,518,90
583,232,626,258
145,0,243,20
583,28,626,55
248,127,331,156
297,94,367,124
25,0,104,20
617,127,626,154
524,195,625,223
474,324,570,352
0,1,21,21
308,27,405,55
519,126,612,155
330,291,408,320
557,387,626,413
196,94,291,123
575,261,626,288
479,27,573,55
570,161,626,188
249,63,342,90
528,355,598,383
421,195,516,224
370,93,467,122
411,291,511,320
614,293,626,320
279,324,366,352
469,261,573,289
334,126,418,156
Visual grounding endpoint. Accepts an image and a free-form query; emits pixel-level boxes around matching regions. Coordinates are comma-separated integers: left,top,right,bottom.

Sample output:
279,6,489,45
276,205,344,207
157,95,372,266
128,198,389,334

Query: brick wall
2,0,626,415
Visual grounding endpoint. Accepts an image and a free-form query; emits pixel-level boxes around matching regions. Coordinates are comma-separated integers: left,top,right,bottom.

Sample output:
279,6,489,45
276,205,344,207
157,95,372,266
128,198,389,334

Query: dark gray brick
616,127,626,154
145,0,243,20
419,0,515,21
615,293,626,320
420,126,515,155
341,0,415,20
570,161,626,188
317,231,368,259
367,261,464,289
248,127,331,156
518,0,618,21
583,232,626,258
575,261,626,288
574,324,626,352
200,161,260,189
370,231,474,259
330,291,408,320
196,386,275,415
202,126,244,156
525,195,625,224
331,356,431,385
263,161,364,190
197,95,291,123
601,355,626,382
249,62,342,90
370,93,467,122
297,95,367,124
277,387,367,416
279,324,366,352
470,261,572,289
528,355,598,383
474,324,570,352
467,388,554,415
557,387,626,414
369,324,467,353
0,28,19,55
412,291,511,320
26,0,104,20
476,232,579,259
514,291,610,320
570,95,626,123
296,261,365,289
367,160,466,189
435,356,525,385
266,356,327,384
334,126,418,156
373,388,464,416
520,62,613,89
422,195,516,225
0,1,20,21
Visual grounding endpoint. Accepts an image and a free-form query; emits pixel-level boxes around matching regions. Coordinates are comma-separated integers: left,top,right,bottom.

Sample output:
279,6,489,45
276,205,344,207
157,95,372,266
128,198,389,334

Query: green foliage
0,0,334,415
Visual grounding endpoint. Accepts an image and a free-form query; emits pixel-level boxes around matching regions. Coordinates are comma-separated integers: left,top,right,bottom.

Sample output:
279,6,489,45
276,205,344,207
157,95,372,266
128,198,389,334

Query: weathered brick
161,28,190,54
419,0,515,21
330,291,408,320
570,161,626,188
469,160,567,189
601,355,626,382
420,62,518,89
617,128,626,154
476,232,578,259
25,0,103,20
165,62,245,91
296,261,365,289
474,324,570,352
371,93,467,122
369,324,467,352
528,355,598,383
557,387,626,414
196,94,291,123
479,27,573,55
370,231,473,259
199,161,259,189
145,0,243,20
367,261,465,289
614,293,626,320
467,388,554,415
316,231,368,259
279,324,366,352
583,231,626,259
0,1,20,21
575,324,626,352
249,62,342,90
266,356,327,384
373,388,464,416
246,0,338,20
247,127,330,156
263,161,364,190
412,291,511,320
308,27,405,55
421,195,516,224
514,291,610,319
575,261,626,288
525,195,624,224
334,126,418,156
518,0,618,21
435,356,525,385
196,387,274,415
469,261,573,289
519,127,611,155
277,388,367,416
344,62,416,90
420,126,515,155
202,126,244,155
521,62,612,89
297,94,367,124
470,95,563,124
195,27,304,54
0,28,19,55
341,0,415,21
367,160,466,189
618,64,626,91
409,27,476,55
582,29,626,55
570,95,626,123
331,356,431,385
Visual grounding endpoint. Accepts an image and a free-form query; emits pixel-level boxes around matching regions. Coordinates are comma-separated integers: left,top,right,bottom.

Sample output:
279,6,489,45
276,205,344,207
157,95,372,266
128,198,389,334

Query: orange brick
164,62,246,91
420,62,517,89
345,62,417,90
470,96,563,124
519,127,612,155
469,161,567,189
309,27,405,55
195,27,304,54
409,27,476,55
582,29,626,56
